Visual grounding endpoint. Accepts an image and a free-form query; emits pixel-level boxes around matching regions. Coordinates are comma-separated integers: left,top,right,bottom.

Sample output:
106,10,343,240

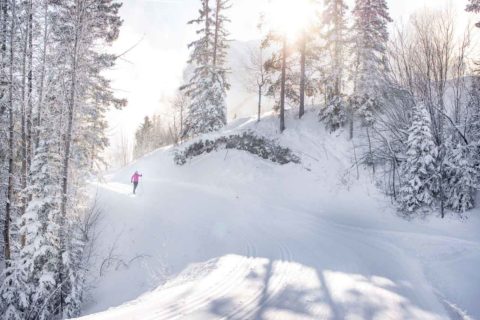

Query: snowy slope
76,110,480,320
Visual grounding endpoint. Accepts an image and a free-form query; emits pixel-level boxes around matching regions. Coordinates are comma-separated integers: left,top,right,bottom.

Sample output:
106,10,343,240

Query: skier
131,171,143,194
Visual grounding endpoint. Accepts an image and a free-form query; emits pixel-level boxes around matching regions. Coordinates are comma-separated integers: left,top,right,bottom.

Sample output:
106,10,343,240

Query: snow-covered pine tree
134,116,153,158
350,0,392,135
49,0,123,317
444,142,478,213
263,34,318,130
0,258,29,320
0,0,10,267
1,0,124,317
78,52,127,173
466,0,480,27
351,0,392,98
319,95,347,132
182,0,231,138
323,0,347,98
298,28,319,119
212,0,230,81
263,46,300,113
3,0,18,269
399,104,439,214
319,0,348,130
465,77,480,141
133,115,176,159
16,127,62,320
443,77,480,213
60,214,87,319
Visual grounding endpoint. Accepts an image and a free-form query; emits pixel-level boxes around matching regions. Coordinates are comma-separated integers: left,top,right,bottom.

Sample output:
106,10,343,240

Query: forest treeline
133,0,480,218
0,0,124,319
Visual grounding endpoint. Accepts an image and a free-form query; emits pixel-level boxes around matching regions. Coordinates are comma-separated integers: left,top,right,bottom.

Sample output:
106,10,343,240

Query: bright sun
266,0,317,41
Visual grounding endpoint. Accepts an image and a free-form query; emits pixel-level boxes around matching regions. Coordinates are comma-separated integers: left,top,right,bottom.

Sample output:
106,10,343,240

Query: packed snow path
77,113,480,320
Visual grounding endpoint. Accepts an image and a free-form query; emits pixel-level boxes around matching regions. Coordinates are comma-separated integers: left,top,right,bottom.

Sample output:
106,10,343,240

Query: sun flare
266,0,317,40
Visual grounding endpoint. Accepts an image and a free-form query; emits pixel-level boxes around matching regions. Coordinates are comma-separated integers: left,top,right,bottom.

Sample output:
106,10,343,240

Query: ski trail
78,112,480,320
81,177,475,320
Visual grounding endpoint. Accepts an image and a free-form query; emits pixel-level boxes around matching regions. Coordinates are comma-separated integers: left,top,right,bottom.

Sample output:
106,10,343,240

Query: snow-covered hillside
76,110,480,320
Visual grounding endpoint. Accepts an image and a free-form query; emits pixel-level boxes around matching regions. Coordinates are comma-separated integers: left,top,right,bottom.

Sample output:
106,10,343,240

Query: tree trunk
439,147,445,218
59,2,83,313
26,0,33,169
366,126,375,175
279,35,286,133
213,0,220,66
34,0,48,150
257,85,262,122
204,0,210,64
333,0,342,97
0,0,6,117
0,0,8,117
20,5,28,233
4,0,16,264
348,107,354,140
299,35,306,119
392,157,397,200
180,104,183,138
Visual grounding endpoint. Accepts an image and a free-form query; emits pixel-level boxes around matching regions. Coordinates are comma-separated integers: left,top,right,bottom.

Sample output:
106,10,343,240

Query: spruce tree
49,1,123,317
443,78,480,213
212,0,231,82
319,0,348,131
0,258,29,320
182,0,231,138
466,0,480,27
323,0,348,98
319,95,347,132
0,0,124,317
17,132,62,320
399,104,439,213
350,0,392,129
444,143,478,213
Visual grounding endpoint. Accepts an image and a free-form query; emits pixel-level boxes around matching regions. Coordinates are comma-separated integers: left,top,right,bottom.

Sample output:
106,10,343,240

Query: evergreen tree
134,116,154,158
443,78,480,213
264,45,300,112
350,0,392,131
351,0,392,98
444,142,478,213
17,130,62,320
0,1,125,318
1,258,29,320
319,95,347,132
323,0,348,99
133,115,177,159
465,77,480,141
319,0,348,130
466,0,480,27
212,0,231,81
182,0,231,138
50,1,123,316
399,104,439,213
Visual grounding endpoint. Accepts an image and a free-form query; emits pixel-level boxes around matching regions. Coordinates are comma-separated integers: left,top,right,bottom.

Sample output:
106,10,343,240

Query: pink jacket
131,172,142,183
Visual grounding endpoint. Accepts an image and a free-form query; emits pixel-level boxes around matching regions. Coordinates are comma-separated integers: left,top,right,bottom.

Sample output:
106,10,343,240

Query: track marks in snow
79,111,480,319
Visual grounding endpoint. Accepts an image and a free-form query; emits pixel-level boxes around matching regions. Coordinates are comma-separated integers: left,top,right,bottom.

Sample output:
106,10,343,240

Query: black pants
133,182,138,194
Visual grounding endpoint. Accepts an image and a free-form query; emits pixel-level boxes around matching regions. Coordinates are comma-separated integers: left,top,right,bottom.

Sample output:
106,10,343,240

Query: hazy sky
106,0,474,148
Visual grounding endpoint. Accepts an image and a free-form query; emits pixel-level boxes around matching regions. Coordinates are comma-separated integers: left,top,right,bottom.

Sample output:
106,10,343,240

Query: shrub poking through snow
174,131,300,165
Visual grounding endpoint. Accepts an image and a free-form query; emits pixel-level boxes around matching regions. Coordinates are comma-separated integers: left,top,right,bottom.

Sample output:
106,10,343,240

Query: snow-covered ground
76,110,480,320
